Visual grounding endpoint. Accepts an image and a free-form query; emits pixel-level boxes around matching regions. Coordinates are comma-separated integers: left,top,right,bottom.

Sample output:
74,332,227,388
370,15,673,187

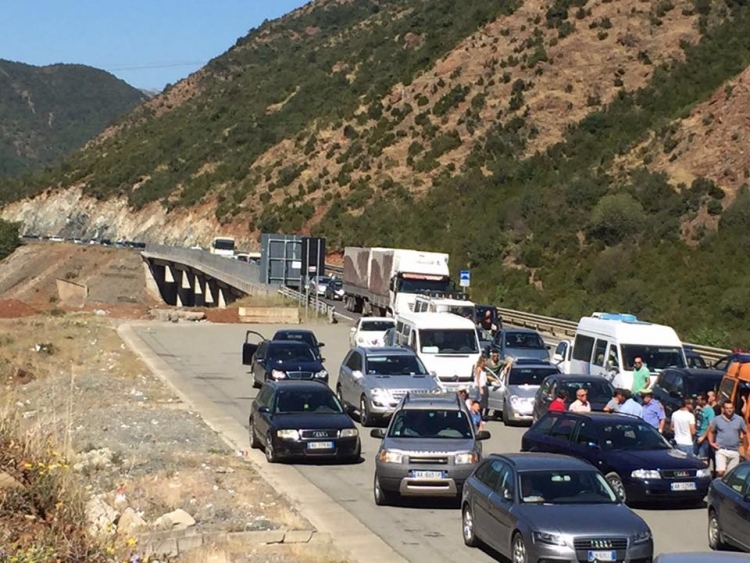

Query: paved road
132,321,711,561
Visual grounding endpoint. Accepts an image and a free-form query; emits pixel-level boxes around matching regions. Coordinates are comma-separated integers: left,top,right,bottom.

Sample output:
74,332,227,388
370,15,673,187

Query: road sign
459,270,470,288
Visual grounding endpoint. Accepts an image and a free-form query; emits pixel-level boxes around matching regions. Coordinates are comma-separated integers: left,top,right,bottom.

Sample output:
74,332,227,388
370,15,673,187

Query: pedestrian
603,389,625,413
569,389,591,413
619,389,643,417
458,389,473,411
631,356,651,398
640,389,666,433
477,310,498,335
671,397,696,455
708,400,748,477
549,390,567,413
486,348,502,374
694,393,715,462
707,390,720,416
470,400,485,431
474,356,490,420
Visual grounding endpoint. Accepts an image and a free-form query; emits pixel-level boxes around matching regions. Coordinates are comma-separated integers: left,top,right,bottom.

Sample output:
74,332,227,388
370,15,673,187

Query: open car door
242,331,266,365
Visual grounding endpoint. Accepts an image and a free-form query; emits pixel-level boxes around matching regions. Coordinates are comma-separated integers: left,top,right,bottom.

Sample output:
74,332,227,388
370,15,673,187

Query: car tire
373,475,395,506
252,374,261,389
708,508,727,550
503,402,513,427
248,417,261,449
360,395,373,427
511,532,528,563
348,443,362,464
264,432,278,464
462,503,480,547
605,472,627,503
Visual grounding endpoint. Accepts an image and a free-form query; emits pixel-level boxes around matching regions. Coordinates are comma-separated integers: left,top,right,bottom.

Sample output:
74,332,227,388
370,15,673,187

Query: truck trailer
342,247,452,316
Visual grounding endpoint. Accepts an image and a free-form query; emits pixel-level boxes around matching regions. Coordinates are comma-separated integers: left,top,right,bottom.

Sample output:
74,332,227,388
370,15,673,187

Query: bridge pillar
177,270,195,307
193,275,206,307
217,285,227,309
160,264,178,306
205,279,218,307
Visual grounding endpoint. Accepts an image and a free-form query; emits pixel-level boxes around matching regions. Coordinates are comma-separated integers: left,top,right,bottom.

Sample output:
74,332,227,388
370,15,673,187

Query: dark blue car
521,412,711,506
708,461,750,552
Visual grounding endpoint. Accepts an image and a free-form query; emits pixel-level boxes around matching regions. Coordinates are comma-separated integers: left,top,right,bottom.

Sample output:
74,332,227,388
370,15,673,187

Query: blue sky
1,0,308,91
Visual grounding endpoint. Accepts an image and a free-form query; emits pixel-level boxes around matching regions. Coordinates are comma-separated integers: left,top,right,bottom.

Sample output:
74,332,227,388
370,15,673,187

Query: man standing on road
671,398,696,455
695,393,715,462
631,357,651,398
708,400,748,477
603,389,625,413
569,389,592,413
619,389,643,417
640,389,666,433
549,390,567,413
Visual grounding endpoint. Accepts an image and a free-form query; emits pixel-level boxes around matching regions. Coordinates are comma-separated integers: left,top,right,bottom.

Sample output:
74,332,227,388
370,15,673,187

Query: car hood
270,413,355,430
383,437,476,453
604,447,707,470
366,375,441,391
515,503,647,536
506,347,549,361
268,360,324,372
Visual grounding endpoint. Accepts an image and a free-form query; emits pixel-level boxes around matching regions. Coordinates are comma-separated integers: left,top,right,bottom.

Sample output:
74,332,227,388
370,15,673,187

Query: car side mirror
503,489,513,502
476,430,491,441
744,493,750,504
318,342,325,347
370,428,386,439
350,327,356,333
585,442,601,450
545,345,551,350
352,370,363,379
553,354,563,362
258,406,270,414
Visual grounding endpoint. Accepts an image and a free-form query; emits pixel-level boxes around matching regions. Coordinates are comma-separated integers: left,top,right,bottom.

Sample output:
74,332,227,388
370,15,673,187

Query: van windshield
621,345,685,371
212,238,235,251
420,329,478,354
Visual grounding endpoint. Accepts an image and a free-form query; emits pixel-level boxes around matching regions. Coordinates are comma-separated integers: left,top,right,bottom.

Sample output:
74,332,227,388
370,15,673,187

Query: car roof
401,393,461,409
547,373,613,382
552,412,642,424
396,312,477,329
360,347,416,356
502,328,542,336
661,367,724,378
359,317,393,323
265,380,334,393
274,329,314,335
490,453,596,471
512,360,555,368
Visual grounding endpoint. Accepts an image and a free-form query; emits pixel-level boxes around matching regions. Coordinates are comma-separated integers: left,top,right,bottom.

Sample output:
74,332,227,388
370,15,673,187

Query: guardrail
322,262,730,363
277,286,354,322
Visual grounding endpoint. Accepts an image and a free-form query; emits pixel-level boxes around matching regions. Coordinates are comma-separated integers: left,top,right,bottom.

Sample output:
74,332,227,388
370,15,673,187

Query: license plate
412,470,445,479
307,441,334,450
670,481,697,491
588,551,616,562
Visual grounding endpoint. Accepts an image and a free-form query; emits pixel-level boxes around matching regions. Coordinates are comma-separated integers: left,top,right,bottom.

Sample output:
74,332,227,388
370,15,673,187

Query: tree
587,193,646,245
0,219,21,260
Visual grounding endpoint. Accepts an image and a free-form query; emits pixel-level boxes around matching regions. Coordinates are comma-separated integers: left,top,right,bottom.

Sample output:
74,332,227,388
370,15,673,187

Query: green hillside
0,60,146,176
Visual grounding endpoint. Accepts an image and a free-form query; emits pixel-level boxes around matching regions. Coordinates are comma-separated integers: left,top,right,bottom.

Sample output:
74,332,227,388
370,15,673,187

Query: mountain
0,60,146,176
3,0,750,345
139,88,161,99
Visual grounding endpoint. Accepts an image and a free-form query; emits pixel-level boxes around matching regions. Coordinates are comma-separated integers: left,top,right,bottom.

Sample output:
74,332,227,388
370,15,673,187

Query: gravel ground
0,314,346,562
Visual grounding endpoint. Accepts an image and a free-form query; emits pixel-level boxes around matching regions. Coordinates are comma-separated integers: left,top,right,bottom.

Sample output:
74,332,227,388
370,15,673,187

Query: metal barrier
277,286,354,322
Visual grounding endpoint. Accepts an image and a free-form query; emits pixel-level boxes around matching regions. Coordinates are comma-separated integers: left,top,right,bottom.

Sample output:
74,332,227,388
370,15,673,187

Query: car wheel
360,396,373,427
503,402,513,427
248,417,261,449
373,474,394,506
511,532,528,563
264,432,278,464
252,374,260,389
348,442,362,464
709,509,727,550
605,472,627,503
462,503,480,547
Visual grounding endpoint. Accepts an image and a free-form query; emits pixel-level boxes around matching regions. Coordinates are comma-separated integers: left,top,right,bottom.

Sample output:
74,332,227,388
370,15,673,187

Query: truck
342,247,452,317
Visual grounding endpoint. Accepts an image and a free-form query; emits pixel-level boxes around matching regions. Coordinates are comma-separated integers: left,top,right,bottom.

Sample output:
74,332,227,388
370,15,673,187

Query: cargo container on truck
342,247,451,316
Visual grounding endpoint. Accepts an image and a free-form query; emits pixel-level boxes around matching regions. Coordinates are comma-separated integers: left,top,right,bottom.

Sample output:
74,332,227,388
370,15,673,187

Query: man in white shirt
671,397,696,455
569,389,592,413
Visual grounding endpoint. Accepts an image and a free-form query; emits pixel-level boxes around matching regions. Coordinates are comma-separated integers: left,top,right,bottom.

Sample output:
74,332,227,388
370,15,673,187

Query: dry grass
230,293,297,309
176,540,348,563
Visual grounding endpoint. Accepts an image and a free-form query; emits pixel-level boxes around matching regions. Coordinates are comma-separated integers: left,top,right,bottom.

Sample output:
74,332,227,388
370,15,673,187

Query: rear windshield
360,320,395,332
505,332,545,350
274,332,316,347
508,367,558,386
685,376,723,398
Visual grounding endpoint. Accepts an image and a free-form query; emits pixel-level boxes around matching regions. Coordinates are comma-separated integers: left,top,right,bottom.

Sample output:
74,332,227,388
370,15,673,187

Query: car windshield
600,421,671,451
519,470,617,505
212,238,234,251
316,277,331,285
505,332,545,349
274,390,343,414
560,380,613,403
419,329,478,354
397,278,451,294
388,409,473,439
685,376,722,398
274,332,316,347
268,343,316,363
360,320,394,332
621,345,686,370
330,281,343,289
367,354,428,375
508,367,558,386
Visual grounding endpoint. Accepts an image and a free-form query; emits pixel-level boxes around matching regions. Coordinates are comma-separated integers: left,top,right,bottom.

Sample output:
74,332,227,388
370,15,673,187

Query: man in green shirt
631,356,651,396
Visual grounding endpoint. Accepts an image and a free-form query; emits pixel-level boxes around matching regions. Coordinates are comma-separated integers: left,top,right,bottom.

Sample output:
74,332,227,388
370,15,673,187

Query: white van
394,312,480,391
569,313,687,390
413,294,475,319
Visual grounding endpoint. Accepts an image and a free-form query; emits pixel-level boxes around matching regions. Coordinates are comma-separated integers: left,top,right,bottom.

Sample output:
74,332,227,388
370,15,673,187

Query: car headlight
314,370,328,379
271,369,287,379
632,530,652,544
532,531,567,546
454,452,479,465
697,468,711,478
340,428,358,438
631,469,661,480
276,429,300,441
357,337,364,343
378,450,403,463
370,388,388,397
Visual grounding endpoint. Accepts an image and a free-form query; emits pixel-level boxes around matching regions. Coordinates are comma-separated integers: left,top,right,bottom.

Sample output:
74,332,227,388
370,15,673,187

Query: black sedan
248,339,328,388
708,461,750,552
652,367,724,420
521,412,711,505
249,380,360,463
533,374,614,421
461,453,653,562
272,329,325,361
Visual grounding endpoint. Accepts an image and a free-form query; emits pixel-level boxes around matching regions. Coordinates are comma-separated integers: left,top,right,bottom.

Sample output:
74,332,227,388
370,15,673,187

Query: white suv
349,317,395,348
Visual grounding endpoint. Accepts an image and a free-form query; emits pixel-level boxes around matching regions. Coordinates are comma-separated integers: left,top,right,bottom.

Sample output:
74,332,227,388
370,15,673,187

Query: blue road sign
459,270,470,288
